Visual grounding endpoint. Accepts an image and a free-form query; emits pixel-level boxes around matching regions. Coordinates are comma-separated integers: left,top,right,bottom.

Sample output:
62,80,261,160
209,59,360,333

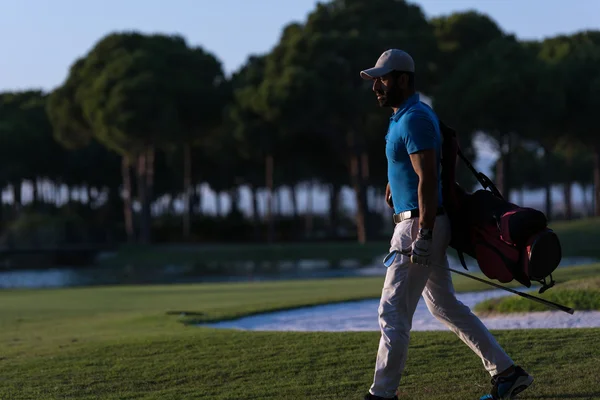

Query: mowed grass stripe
1,328,599,399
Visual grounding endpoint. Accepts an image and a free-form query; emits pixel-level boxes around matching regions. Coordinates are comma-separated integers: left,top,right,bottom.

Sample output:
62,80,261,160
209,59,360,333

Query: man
359,49,534,400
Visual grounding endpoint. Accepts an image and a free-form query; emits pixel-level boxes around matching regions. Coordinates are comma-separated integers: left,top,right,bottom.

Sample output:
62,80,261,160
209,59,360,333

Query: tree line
1,0,599,245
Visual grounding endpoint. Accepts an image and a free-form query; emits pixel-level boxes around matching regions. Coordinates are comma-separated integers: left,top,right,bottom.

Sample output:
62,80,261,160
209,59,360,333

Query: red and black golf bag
439,121,562,294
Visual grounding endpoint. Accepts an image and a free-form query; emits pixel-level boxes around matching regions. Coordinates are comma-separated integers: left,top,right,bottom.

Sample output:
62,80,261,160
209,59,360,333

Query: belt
393,206,445,224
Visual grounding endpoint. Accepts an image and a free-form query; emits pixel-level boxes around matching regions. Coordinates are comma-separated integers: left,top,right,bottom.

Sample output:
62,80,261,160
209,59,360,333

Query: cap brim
360,67,392,80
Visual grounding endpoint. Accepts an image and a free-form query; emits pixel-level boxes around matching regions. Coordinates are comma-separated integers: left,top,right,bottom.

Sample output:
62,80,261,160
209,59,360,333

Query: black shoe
364,393,398,400
480,366,534,400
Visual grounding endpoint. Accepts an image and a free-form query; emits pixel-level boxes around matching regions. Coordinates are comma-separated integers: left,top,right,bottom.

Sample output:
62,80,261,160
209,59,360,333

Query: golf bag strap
457,148,504,200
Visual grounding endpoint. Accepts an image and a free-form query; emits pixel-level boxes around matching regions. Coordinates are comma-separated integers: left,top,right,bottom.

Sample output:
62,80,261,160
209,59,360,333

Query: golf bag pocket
523,229,562,282
472,226,521,284
496,206,561,289
499,207,548,247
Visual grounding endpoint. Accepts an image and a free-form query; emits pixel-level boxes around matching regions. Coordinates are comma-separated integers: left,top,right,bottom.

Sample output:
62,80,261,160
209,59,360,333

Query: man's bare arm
409,149,438,230
385,182,393,209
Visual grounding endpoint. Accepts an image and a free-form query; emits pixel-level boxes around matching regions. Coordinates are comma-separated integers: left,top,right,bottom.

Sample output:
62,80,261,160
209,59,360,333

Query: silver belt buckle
394,209,413,224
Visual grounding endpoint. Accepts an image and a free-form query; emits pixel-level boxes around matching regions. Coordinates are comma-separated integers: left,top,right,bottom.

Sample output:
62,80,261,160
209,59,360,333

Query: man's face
372,72,404,108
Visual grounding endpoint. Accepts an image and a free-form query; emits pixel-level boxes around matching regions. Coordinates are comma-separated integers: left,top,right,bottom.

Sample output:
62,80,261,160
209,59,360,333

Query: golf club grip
399,250,575,315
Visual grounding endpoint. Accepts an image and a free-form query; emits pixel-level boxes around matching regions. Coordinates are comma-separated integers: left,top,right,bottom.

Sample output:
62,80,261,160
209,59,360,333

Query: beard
375,85,404,108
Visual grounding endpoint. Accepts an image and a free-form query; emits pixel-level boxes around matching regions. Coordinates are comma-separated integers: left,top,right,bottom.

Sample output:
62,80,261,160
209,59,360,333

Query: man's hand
385,182,394,209
411,231,431,265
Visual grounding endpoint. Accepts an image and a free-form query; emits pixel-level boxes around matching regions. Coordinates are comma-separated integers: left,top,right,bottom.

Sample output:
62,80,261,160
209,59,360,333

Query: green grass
3,327,600,400
98,241,390,268
2,264,600,399
450,262,600,293
474,277,600,314
548,216,600,259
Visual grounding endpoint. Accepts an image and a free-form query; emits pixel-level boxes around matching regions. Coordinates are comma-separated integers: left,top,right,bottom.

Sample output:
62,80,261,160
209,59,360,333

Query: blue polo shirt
386,93,443,214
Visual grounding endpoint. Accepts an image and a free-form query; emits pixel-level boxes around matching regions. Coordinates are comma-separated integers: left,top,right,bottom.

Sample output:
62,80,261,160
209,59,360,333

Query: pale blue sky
1,0,599,92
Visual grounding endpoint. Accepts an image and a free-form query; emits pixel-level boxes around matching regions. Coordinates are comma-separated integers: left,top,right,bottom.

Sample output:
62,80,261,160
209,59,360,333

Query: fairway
2,328,599,399
2,264,600,399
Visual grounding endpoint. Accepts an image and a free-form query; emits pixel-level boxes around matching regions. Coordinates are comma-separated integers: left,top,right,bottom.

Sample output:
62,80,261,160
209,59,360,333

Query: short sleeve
402,111,437,154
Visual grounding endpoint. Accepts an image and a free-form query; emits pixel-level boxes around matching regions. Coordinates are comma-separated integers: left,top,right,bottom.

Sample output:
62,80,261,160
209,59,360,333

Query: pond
0,255,597,290
0,257,377,289
201,288,600,332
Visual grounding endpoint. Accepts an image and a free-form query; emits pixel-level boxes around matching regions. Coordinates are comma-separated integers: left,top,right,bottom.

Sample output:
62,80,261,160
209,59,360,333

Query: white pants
369,214,514,398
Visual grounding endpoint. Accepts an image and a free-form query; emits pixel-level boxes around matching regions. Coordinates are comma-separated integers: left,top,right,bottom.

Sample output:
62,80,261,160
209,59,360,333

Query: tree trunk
361,151,373,236
43,181,50,204
12,181,22,213
594,183,598,218
544,183,552,220
215,192,222,217
195,184,203,216
278,189,285,216
32,179,38,204
594,143,600,217
86,185,94,205
265,154,275,243
104,186,120,242
329,182,340,239
70,186,78,204
49,182,54,206
40,180,47,204
52,182,59,207
543,147,553,221
580,182,590,218
361,152,370,202
291,184,298,219
229,186,240,215
166,195,174,215
290,184,299,240
48,181,54,205
493,133,512,200
505,133,513,201
183,143,192,240
350,153,367,244
347,129,368,244
587,186,591,217
561,152,573,220
136,150,151,244
305,181,314,238
495,155,504,198
273,188,279,217
145,146,154,240
563,181,572,220
121,155,135,242
251,184,261,241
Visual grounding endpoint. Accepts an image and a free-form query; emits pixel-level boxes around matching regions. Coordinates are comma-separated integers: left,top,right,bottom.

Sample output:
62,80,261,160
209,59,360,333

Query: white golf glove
411,230,432,266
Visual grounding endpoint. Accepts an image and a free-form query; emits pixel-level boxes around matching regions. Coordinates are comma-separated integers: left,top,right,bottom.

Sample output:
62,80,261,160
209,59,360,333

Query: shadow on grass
170,296,383,326
165,311,205,316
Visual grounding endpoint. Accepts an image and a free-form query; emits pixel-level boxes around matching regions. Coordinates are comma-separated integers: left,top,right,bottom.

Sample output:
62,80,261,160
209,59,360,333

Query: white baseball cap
360,49,415,80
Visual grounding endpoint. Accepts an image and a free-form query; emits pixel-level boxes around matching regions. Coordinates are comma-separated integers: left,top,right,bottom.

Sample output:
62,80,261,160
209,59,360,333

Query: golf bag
439,121,562,293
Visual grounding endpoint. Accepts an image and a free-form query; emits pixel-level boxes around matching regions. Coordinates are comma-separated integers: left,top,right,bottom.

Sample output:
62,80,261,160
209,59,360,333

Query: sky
1,0,599,92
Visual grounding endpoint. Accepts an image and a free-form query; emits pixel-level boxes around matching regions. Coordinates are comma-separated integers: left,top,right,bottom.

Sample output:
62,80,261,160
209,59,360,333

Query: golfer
359,49,534,400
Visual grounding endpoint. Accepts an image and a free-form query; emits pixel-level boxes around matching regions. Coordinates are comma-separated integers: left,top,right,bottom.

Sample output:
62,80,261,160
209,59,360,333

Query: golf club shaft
400,250,575,315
